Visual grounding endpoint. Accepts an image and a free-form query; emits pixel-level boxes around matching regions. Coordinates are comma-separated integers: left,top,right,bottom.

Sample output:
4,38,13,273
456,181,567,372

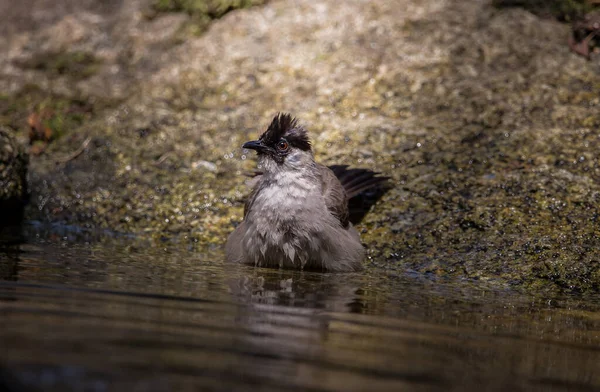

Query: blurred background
2,0,600,391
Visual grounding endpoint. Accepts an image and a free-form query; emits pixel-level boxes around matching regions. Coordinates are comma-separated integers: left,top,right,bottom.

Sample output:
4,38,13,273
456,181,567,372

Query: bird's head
243,113,313,173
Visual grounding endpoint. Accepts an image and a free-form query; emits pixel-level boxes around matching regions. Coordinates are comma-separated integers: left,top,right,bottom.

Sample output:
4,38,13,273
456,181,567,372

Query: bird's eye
276,140,289,151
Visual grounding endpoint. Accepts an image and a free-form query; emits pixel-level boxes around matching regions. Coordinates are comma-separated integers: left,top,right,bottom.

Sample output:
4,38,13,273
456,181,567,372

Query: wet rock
3,0,600,292
0,128,28,223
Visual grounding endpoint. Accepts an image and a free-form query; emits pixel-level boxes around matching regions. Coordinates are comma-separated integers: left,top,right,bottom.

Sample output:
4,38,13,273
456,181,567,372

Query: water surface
1,224,600,391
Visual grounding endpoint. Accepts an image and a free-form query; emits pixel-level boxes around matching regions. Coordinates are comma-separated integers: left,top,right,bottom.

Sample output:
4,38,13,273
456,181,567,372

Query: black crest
260,113,311,151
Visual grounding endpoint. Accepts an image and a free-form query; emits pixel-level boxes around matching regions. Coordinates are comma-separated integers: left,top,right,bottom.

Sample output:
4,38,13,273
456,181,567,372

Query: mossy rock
492,0,594,21
0,84,110,145
0,128,28,223
19,51,101,80
7,0,600,295
151,0,267,35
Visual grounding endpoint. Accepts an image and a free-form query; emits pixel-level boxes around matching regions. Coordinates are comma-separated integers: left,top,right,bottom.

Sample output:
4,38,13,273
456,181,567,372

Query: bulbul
226,113,387,272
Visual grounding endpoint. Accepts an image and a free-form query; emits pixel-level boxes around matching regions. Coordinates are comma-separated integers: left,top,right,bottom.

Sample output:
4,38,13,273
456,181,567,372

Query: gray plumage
226,113,386,272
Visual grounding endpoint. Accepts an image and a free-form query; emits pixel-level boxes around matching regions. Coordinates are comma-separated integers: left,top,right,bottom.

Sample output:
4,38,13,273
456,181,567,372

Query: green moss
21,51,101,80
152,0,267,35
153,0,265,16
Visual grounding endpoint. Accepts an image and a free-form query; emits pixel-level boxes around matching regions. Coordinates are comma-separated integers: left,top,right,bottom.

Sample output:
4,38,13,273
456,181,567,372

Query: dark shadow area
0,203,25,251
492,0,594,21
347,185,390,225
0,364,36,392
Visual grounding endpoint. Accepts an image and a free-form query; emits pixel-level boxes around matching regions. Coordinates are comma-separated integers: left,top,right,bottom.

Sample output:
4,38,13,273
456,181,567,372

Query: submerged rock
2,0,600,292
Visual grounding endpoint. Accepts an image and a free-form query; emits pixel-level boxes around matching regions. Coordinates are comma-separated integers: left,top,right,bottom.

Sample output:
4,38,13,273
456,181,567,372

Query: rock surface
2,0,600,292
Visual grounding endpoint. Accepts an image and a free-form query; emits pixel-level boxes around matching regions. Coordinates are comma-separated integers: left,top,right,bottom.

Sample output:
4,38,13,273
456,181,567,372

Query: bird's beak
242,140,267,153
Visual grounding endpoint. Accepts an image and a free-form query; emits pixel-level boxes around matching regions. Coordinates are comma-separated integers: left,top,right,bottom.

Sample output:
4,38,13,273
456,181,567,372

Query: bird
225,113,388,272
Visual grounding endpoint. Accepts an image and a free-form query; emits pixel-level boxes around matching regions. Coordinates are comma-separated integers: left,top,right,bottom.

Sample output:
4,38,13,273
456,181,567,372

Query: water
1,224,600,391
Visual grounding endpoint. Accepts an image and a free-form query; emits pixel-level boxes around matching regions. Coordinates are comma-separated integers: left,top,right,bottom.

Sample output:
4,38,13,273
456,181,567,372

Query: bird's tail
328,165,389,199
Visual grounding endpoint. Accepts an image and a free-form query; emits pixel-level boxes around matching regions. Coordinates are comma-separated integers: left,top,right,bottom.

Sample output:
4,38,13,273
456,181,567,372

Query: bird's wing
318,164,350,228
